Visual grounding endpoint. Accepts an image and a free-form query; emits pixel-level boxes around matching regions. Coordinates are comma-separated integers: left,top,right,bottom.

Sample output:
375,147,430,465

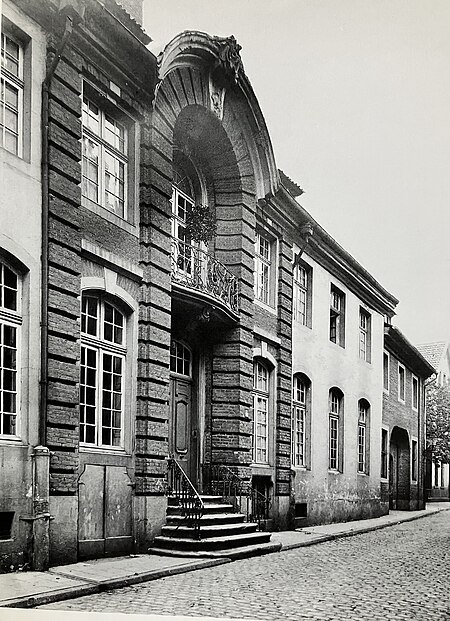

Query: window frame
291,374,311,468
383,351,390,394
381,427,388,479
357,399,370,475
329,284,345,348
411,438,418,482
79,294,127,451
0,260,21,440
398,363,406,403
1,28,24,158
252,360,270,464
359,307,371,363
412,375,419,411
254,232,277,310
328,388,344,472
293,261,312,328
80,81,137,230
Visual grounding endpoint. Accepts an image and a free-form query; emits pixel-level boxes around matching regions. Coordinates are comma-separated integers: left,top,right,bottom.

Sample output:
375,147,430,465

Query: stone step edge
149,541,282,560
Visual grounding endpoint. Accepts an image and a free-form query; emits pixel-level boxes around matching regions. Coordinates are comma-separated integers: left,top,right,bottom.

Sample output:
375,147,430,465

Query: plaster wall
0,0,45,570
291,251,385,524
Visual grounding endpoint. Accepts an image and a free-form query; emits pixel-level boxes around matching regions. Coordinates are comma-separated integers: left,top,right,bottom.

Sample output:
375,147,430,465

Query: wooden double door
78,464,133,559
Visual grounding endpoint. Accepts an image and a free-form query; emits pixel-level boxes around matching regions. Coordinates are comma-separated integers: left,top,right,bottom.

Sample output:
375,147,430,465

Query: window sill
80,445,128,456
0,436,24,445
254,299,277,315
82,198,138,236
357,471,369,476
293,320,312,330
328,469,342,475
329,340,345,349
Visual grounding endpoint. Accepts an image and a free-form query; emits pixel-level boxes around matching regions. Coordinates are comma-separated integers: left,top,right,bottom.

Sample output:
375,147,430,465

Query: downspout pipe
40,5,83,446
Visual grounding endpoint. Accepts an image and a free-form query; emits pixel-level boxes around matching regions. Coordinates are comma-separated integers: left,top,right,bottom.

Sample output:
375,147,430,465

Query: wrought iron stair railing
170,237,239,315
204,464,271,531
166,458,204,539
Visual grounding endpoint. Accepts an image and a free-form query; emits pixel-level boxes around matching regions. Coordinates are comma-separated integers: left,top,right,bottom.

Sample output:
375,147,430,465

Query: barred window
80,295,126,448
0,261,20,437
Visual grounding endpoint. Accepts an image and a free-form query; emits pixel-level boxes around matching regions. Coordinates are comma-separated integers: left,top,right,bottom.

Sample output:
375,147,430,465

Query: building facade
383,327,434,511
1,0,425,572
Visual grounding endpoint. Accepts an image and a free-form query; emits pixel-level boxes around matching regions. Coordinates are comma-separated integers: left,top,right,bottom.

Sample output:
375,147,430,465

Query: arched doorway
389,426,411,510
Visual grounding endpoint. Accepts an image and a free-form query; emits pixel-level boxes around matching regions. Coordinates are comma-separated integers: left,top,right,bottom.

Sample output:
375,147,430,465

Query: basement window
295,502,307,518
0,512,14,540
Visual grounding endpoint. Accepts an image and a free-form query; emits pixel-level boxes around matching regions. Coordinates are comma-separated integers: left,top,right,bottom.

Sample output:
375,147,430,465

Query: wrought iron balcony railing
170,238,239,315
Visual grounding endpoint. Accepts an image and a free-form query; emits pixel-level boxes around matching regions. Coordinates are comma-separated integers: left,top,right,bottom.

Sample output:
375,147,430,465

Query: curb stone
4,506,450,609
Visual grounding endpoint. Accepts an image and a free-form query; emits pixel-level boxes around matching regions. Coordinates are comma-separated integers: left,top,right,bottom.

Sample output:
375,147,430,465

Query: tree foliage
426,382,450,462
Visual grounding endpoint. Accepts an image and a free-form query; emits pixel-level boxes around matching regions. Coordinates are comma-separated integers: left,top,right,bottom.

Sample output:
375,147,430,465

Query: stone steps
149,493,274,558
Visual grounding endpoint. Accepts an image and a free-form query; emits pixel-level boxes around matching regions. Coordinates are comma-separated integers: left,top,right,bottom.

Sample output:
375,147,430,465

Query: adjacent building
382,327,435,511
0,0,434,572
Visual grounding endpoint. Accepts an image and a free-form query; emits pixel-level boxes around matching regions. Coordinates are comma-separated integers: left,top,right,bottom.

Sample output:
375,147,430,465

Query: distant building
417,341,450,501
383,328,435,511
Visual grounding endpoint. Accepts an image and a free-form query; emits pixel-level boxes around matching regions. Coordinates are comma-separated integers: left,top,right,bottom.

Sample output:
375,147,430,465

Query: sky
143,0,450,346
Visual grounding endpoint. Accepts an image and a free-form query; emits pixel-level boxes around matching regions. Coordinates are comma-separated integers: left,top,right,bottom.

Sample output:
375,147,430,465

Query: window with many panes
358,400,370,474
329,388,343,471
171,184,195,274
253,360,270,463
1,30,23,156
254,234,272,306
0,261,20,438
292,375,310,467
293,263,312,327
330,285,345,347
82,94,128,218
80,295,126,448
398,363,405,402
359,308,371,362
170,340,192,377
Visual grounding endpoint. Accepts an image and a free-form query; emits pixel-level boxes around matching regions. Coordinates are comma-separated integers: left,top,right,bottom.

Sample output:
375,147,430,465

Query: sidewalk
1,502,448,609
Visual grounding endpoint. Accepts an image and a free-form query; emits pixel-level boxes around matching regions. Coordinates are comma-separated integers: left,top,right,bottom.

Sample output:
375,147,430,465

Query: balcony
170,238,239,318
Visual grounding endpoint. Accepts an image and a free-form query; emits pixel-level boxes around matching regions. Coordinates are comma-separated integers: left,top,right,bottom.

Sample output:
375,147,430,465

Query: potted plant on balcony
185,203,216,244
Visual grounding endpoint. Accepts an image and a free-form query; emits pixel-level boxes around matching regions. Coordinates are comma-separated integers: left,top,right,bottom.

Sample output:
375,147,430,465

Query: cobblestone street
43,512,450,620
